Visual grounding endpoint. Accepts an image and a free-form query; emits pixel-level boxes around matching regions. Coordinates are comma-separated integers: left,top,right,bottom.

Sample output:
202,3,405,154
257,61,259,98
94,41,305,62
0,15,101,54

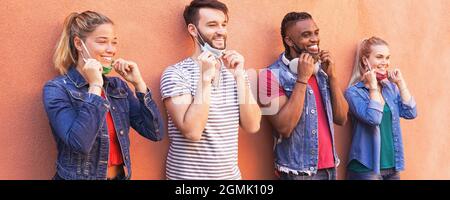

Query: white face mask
288,58,320,75
195,26,225,58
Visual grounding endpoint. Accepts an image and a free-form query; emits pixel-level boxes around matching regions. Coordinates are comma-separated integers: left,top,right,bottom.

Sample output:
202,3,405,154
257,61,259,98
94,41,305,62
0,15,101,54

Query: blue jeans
279,168,337,180
346,168,400,180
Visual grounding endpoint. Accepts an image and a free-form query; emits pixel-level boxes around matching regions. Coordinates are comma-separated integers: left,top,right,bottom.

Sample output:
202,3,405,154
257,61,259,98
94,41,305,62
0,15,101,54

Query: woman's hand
83,58,103,86
388,68,405,86
363,70,378,90
113,58,147,92
82,59,104,95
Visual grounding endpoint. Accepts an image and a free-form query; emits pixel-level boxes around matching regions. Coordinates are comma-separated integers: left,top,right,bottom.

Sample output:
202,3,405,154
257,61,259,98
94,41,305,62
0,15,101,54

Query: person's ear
362,56,373,71
187,24,198,38
362,56,369,66
284,36,294,48
73,36,83,52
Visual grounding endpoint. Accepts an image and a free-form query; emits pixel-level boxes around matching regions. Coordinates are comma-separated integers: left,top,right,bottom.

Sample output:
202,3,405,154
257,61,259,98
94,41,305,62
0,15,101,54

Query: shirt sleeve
394,84,417,119
344,87,384,126
160,66,191,100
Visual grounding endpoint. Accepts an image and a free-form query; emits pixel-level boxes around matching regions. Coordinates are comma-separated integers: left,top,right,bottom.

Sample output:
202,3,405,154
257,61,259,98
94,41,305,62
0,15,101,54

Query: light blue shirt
345,81,417,174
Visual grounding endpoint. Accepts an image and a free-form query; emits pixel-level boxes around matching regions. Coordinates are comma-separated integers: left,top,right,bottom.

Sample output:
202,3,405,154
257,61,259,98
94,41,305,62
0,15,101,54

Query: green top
348,104,395,172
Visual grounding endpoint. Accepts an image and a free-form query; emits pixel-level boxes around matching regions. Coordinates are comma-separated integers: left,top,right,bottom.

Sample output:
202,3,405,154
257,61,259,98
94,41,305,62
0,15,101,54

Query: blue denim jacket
268,53,339,175
345,81,417,174
43,67,164,180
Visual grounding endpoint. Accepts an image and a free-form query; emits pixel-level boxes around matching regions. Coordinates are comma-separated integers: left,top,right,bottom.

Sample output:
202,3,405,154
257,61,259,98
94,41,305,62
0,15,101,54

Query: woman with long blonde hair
43,11,164,180
345,36,417,180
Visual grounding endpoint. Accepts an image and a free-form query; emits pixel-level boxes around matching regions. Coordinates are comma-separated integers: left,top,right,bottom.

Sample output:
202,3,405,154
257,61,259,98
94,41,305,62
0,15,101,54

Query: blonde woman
345,37,417,180
43,11,164,180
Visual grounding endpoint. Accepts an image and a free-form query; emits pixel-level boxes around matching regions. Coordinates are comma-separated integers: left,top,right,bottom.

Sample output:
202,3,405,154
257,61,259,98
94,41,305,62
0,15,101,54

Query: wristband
296,79,308,85
90,83,103,90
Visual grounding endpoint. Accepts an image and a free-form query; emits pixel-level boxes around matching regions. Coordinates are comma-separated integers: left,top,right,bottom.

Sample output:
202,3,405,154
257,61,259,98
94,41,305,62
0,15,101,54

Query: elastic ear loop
192,25,206,47
364,58,372,72
80,40,91,63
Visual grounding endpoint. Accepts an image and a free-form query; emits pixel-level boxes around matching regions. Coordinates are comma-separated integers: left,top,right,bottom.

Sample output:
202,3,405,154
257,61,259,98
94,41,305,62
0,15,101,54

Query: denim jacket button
112,106,116,111
311,109,316,114
309,89,313,94
309,167,315,171
119,130,124,135
312,130,317,135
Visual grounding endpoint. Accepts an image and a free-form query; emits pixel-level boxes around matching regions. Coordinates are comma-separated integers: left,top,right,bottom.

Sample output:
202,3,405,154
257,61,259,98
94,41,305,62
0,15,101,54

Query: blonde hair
347,36,389,88
53,11,113,74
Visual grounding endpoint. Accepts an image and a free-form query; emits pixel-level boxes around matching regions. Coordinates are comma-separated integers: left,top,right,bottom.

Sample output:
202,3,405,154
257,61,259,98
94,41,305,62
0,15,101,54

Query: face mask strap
286,36,304,55
364,57,373,71
80,40,92,62
292,44,303,55
193,26,208,47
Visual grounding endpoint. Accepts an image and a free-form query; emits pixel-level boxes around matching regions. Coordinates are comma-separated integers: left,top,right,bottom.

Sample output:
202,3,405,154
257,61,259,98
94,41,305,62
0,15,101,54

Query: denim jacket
345,81,417,174
268,53,339,175
43,67,164,180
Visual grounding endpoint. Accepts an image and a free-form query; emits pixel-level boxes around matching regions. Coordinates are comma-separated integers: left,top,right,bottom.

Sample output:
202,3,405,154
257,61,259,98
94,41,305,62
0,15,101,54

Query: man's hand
222,50,245,78
297,53,315,83
319,50,336,78
198,51,217,83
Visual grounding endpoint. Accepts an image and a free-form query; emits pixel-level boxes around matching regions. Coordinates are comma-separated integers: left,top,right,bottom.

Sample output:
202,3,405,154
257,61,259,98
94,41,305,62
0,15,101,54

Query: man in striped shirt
160,0,261,180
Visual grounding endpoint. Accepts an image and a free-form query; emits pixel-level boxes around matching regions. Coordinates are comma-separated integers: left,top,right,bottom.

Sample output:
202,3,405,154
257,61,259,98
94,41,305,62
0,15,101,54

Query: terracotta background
0,0,449,180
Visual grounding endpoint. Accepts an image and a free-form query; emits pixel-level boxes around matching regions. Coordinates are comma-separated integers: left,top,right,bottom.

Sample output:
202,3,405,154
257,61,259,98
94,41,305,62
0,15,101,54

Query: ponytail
53,12,78,75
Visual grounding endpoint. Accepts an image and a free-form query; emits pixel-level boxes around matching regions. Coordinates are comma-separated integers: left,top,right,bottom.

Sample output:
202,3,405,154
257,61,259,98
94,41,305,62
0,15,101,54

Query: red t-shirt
101,92,124,167
259,70,334,169
308,76,335,169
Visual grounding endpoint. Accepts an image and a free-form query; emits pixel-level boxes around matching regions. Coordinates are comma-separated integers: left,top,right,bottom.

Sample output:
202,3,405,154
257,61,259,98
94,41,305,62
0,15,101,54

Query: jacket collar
281,52,290,66
355,80,390,89
66,66,88,88
355,81,366,88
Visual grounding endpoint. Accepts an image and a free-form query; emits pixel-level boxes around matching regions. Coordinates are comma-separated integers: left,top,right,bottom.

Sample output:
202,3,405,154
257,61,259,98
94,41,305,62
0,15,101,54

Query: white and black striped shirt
160,57,243,180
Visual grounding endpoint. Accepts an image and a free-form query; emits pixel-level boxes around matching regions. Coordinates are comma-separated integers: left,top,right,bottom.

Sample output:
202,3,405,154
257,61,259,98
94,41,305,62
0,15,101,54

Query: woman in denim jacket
345,37,417,180
43,11,164,180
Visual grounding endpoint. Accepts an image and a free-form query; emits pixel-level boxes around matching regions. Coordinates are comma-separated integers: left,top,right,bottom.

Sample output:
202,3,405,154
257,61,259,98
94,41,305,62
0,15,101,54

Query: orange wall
0,0,449,180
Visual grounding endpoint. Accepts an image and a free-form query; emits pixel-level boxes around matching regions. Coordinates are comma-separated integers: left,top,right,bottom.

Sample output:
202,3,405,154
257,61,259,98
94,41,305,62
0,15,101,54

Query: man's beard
197,30,226,50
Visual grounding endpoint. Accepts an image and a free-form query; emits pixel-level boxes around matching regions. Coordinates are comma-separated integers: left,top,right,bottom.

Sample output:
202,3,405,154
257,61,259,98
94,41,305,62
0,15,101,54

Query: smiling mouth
211,38,226,49
213,38,225,43
306,44,319,53
375,67,388,74
101,56,113,62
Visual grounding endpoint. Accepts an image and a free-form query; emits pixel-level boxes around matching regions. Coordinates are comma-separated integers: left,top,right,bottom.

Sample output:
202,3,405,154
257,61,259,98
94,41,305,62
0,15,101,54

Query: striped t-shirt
160,57,243,180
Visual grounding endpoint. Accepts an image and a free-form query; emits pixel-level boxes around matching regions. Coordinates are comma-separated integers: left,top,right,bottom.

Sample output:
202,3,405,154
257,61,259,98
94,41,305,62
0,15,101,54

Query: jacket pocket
108,88,130,133
67,89,89,109
108,88,129,112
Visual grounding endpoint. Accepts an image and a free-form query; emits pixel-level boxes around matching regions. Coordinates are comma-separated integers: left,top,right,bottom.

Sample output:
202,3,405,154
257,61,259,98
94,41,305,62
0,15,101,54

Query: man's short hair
183,0,228,27
280,12,313,54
